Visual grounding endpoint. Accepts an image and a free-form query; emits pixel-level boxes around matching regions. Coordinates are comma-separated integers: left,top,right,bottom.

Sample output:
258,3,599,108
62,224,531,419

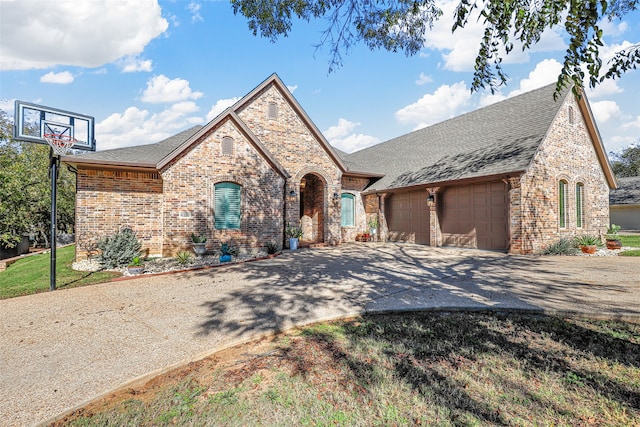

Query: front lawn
54,312,640,426
619,234,640,248
0,245,121,299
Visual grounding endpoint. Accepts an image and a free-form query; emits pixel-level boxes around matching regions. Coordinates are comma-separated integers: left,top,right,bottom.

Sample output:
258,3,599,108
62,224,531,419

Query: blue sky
1,0,638,155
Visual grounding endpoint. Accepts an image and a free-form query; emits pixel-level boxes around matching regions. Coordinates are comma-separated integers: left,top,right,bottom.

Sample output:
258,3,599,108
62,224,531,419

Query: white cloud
0,0,168,70
141,75,203,103
206,97,240,121
287,85,298,93
623,115,640,129
324,118,380,153
511,59,563,95
40,71,74,84
423,0,564,72
96,102,202,150
395,81,471,129
415,73,433,85
120,56,153,73
0,98,16,114
590,100,621,124
586,78,624,99
187,1,203,23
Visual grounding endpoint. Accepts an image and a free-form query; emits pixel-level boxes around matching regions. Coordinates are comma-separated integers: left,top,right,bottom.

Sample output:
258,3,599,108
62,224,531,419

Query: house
609,176,640,230
65,74,615,258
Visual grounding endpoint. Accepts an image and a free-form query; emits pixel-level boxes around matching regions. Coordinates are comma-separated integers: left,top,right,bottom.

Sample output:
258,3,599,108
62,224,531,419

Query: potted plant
574,234,602,254
285,224,303,250
190,233,207,256
605,224,622,250
219,242,238,262
127,256,145,274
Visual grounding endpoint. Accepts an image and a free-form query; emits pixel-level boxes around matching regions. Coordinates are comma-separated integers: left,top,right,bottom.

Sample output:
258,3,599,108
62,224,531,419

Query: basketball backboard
13,100,96,151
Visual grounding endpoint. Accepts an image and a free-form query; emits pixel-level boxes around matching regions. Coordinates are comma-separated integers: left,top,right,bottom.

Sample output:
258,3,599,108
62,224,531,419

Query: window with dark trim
215,182,241,229
341,193,355,227
221,136,234,156
559,180,568,228
576,182,584,228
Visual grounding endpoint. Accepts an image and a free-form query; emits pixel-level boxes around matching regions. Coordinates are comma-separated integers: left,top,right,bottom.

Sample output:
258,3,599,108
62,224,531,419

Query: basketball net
43,133,77,157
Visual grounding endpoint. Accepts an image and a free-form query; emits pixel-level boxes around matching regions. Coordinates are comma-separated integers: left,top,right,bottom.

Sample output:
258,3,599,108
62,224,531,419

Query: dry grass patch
53,312,640,426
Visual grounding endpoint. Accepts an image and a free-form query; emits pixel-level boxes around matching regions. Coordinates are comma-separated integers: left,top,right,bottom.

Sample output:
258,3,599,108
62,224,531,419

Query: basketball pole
49,148,59,291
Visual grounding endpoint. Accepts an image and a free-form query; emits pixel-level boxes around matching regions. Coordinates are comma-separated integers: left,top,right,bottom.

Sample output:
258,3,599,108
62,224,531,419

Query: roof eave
62,156,157,171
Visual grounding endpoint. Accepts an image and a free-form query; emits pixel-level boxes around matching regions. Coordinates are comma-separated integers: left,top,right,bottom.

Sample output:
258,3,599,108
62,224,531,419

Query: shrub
220,242,239,257
176,251,194,266
190,233,207,243
543,238,577,255
97,228,142,268
266,241,279,254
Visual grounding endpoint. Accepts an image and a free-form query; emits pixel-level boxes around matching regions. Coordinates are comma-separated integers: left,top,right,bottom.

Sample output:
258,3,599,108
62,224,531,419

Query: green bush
543,238,577,255
97,228,142,268
574,234,603,247
266,241,279,254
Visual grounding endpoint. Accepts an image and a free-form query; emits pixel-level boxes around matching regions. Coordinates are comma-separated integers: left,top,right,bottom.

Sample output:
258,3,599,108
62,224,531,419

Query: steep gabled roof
346,84,616,191
610,176,640,205
346,83,567,191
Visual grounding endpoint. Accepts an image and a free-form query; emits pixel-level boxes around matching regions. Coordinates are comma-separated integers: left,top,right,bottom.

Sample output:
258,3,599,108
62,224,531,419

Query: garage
385,190,430,244
440,181,509,250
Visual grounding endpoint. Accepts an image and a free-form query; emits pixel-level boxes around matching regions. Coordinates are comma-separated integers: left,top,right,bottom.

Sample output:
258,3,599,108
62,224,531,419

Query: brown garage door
440,181,508,250
386,190,430,244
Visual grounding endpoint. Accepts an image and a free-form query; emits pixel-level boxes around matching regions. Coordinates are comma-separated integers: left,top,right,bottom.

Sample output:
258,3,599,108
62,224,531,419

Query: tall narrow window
568,106,574,124
267,102,278,120
221,136,234,156
341,193,355,227
576,183,584,228
215,182,241,229
559,180,568,228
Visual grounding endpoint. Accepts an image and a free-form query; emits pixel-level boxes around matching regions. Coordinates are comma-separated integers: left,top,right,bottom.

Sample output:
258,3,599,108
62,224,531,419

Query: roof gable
346,83,616,191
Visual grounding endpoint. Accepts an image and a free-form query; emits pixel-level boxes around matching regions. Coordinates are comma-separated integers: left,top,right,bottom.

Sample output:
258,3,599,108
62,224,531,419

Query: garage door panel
386,190,431,244
441,181,508,250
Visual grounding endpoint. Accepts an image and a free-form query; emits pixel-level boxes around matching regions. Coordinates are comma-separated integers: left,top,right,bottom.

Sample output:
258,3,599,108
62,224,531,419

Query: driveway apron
1,243,639,426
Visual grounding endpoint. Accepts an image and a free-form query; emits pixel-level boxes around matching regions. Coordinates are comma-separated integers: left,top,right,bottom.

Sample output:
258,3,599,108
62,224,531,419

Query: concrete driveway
1,243,639,426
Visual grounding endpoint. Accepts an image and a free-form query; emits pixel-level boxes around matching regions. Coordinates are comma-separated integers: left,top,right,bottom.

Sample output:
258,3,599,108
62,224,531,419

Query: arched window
576,183,584,228
221,136,234,156
568,106,574,124
341,193,355,227
215,182,241,229
558,180,568,228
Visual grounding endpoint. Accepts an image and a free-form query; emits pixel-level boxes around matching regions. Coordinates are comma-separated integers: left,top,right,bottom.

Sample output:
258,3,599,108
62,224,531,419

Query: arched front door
299,173,325,244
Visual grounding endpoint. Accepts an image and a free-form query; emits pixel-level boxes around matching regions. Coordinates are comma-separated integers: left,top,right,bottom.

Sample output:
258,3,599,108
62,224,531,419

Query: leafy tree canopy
0,110,76,248
231,0,639,95
611,141,640,177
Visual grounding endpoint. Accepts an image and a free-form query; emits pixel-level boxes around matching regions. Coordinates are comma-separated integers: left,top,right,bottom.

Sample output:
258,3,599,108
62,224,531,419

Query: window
341,193,355,227
558,180,568,228
576,183,584,228
221,136,234,156
215,182,241,229
267,102,278,120
568,106,574,124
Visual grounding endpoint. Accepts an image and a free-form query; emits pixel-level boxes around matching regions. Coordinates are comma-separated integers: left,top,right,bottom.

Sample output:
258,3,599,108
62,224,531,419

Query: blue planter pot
219,254,232,262
289,238,299,251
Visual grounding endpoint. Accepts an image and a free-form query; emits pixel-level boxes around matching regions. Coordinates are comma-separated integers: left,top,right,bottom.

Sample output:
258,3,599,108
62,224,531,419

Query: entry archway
299,173,325,244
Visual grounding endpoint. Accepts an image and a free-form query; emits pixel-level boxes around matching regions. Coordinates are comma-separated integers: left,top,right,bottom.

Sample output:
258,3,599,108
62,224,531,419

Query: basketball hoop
43,133,77,157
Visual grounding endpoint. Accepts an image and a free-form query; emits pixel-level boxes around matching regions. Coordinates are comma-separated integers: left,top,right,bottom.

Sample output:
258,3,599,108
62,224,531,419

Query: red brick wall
516,95,610,254
75,169,163,259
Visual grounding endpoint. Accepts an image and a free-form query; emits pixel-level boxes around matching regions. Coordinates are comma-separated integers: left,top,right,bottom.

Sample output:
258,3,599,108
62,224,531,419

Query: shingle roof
345,83,567,191
69,125,203,166
610,176,640,205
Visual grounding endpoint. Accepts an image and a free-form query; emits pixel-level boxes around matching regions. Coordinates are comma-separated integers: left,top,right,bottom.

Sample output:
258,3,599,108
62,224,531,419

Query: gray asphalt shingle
610,176,640,205
345,83,567,191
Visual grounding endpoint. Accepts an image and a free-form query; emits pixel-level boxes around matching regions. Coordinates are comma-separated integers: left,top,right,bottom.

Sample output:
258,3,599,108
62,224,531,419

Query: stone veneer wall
236,83,343,244
341,176,371,241
160,119,284,255
516,95,610,254
75,168,163,259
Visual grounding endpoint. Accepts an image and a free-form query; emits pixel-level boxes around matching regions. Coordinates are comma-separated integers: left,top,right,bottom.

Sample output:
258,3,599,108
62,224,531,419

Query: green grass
619,234,640,247
620,249,640,257
0,245,121,299
55,312,640,427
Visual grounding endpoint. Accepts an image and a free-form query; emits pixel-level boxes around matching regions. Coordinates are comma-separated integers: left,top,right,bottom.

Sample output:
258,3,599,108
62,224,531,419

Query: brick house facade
67,75,615,258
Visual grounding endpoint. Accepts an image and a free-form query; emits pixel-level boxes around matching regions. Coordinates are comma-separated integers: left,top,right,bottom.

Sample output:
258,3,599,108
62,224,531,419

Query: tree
0,110,76,248
230,0,639,95
611,141,640,177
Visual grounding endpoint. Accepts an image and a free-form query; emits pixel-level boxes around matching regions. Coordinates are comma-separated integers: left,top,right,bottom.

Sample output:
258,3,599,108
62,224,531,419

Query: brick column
506,177,522,254
378,193,388,242
427,187,440,247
